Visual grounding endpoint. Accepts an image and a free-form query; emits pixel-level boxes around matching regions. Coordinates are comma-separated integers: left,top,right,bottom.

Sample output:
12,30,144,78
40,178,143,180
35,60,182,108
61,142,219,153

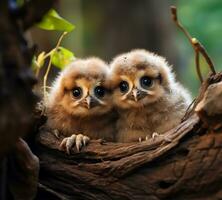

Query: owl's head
47,58,112,117
110,49,175,109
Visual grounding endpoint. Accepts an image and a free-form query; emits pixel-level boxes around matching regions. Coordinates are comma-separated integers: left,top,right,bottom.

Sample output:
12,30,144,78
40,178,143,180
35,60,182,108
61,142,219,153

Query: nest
34,73,222,200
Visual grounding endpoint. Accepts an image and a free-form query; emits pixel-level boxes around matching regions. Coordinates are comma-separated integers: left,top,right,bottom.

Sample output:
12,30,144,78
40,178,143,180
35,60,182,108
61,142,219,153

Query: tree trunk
0,1,55,199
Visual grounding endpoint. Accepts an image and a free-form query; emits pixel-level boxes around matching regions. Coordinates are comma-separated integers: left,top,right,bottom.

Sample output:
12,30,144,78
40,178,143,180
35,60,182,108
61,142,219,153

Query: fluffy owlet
45,58,117,153
110,49,191,142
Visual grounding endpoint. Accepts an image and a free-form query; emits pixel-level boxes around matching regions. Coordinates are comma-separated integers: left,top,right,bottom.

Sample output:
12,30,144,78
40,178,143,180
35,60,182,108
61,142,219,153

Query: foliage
36,9,75,32
32,9,75,99
51,47,75,69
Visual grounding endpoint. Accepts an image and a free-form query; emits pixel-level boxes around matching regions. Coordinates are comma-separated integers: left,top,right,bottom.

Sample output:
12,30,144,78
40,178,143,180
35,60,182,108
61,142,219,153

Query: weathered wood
35,75,222,200
37,114,199,177
196,81,222,130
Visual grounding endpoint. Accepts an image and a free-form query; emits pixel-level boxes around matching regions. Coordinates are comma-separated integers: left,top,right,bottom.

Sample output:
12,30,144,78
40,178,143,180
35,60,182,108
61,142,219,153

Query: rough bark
35,73,222,200
0,1,55,199
8,139,39,200
0,0,36,159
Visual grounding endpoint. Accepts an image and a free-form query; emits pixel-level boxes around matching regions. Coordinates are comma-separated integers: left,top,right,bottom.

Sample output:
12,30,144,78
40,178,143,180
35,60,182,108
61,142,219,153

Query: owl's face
49,58,112,117
110,50,174,109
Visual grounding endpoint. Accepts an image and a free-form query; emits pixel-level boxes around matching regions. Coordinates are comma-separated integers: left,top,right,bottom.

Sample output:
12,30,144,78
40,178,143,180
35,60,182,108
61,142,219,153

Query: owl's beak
131,88,147,102
132,89,138,102
85,96,98,109
86,96,91,109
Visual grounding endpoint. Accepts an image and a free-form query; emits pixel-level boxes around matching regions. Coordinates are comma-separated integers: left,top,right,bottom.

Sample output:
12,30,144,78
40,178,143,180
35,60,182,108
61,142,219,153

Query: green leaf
36,51,46,68
31,52,46,71
31,56,38,71
51,47,75,69
36,9,75,32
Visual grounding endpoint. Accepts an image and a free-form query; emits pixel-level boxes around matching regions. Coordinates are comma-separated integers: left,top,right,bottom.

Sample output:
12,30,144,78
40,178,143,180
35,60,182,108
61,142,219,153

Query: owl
110,49,192,143
45,57,117,153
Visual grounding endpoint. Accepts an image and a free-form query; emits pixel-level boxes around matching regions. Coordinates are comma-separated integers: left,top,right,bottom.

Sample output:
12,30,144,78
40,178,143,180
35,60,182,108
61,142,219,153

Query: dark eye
72,87,82,98
119,81,129,93
140,76,153,89
94,86,105,98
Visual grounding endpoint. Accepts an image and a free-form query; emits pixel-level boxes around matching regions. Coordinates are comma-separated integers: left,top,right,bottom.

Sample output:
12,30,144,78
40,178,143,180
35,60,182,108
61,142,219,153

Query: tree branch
35,73,222,199
170,6,216,83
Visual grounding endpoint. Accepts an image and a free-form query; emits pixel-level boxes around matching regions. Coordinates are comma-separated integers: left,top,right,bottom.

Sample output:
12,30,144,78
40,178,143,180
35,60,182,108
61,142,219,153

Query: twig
181,98,197,121
170,6,216,83
193,39,216,75
35,49,55,79
43,57,52,101
170,6,193,44
43,32,67,101
35,67,41,78
195,50,203,83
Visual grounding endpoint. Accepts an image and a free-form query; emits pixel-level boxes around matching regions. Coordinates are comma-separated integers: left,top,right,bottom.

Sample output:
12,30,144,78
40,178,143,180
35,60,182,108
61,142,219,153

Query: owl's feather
110,49,191,142
45,57,117,142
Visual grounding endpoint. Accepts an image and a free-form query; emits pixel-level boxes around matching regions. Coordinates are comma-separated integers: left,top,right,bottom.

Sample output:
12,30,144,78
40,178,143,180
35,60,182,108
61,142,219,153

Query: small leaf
36,9,75,32
31,56,38,71
36,51,46,68
51,47,75,69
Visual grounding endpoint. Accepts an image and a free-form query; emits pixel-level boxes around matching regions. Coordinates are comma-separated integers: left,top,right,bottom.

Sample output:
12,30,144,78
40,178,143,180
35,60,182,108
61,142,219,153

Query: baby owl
110,49,192,143
45,58,117,153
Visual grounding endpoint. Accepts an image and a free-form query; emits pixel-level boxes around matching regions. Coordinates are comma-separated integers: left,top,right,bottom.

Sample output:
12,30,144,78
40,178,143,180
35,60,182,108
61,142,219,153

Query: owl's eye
94,86,105,98
72,87,82,98
119,81,129,93
140,76,153,89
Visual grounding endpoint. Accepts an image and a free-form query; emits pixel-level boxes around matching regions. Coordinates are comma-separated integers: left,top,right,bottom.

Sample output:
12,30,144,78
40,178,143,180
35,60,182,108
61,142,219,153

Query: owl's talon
66,135,76,154
145,136,149,141
152,132,159,139
59,134,90,154
83,136,90,146
53,129,60,139
60,137,68,150
138,137,142,142
151,132,172,143
76,134,83,152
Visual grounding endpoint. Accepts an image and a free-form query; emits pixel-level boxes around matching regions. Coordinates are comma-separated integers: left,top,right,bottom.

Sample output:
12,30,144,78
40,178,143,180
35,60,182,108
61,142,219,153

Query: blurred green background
31,0,222,96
